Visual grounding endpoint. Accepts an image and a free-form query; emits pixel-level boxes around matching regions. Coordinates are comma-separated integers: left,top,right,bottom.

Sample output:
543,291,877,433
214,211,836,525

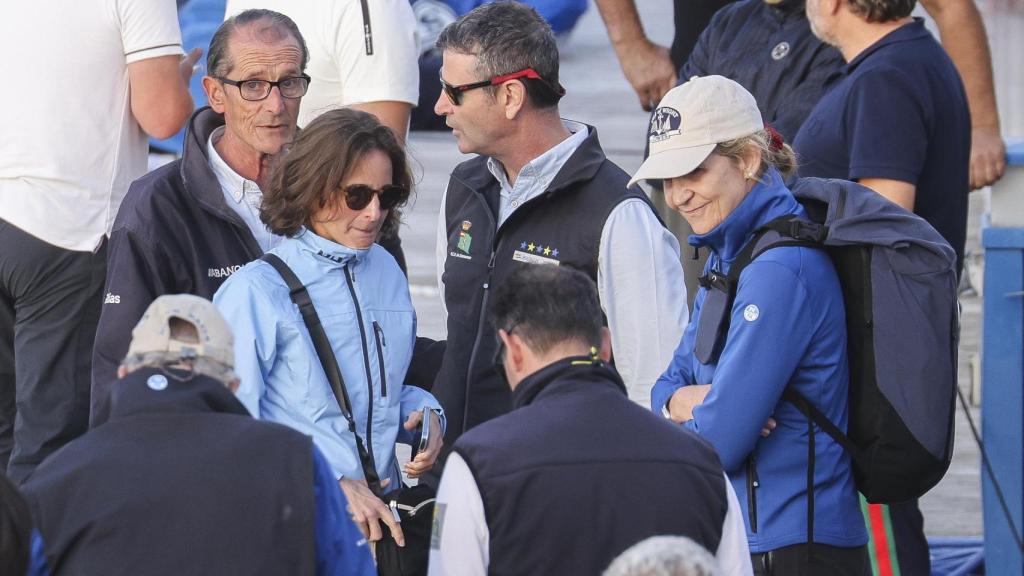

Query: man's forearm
593,0,648,47
923,0,999,130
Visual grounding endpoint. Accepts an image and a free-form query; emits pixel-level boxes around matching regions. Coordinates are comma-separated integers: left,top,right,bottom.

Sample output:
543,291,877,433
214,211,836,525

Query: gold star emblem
527,242,536,252
543,246,552,256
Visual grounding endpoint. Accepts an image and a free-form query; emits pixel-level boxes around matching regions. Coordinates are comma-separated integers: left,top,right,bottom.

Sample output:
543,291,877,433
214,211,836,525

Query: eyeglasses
439,67,566,106
216,74,311,101
342,184,409,212
492,322,519,385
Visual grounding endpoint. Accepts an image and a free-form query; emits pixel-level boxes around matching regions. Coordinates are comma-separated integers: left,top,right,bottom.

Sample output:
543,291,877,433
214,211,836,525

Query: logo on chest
450,220,474,261
512,240,561,266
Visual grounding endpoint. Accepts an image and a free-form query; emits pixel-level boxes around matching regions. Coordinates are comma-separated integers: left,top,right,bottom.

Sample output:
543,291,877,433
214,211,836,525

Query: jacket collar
293,227,370,268
688,168,801,263
512,356,627,410
845,18,928,72
102,367,250,423
179,107,262,256
451,122,608,199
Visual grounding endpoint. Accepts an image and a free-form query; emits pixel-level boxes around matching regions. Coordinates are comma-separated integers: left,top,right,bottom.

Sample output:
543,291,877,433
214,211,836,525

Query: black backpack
697,177,958,507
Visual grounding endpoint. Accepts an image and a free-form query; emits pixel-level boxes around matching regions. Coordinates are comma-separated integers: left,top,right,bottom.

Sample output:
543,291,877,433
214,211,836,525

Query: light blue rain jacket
214,229,444,485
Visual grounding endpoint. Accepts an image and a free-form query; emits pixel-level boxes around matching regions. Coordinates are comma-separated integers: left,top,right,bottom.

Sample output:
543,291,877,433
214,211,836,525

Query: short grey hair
603,536,720,576
845,0,916,22
207,9,309,78
120,352,236,388
435,1,562,108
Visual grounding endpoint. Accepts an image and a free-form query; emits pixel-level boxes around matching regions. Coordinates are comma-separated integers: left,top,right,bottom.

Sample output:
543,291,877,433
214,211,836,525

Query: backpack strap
260,254,383,496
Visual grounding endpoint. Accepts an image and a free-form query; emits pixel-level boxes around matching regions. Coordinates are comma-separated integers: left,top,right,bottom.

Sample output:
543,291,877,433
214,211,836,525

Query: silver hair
120,352,236,388
602,536,720,576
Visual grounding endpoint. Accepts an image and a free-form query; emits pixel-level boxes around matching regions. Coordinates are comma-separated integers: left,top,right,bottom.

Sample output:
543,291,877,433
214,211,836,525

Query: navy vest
455,359,728,575
433,127,655,443
23,369,316,576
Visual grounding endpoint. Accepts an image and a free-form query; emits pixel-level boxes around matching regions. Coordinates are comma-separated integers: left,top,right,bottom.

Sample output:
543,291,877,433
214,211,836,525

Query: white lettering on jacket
208,265,243,278
103,292,120,304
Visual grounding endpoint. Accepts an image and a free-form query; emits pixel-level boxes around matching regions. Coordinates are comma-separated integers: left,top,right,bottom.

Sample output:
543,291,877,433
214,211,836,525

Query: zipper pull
375,322,387,346
389,500,401,523
488,251,496,269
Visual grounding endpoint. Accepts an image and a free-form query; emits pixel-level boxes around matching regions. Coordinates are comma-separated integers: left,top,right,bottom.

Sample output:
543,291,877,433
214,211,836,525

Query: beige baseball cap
126,294,235,371
628,75,763,188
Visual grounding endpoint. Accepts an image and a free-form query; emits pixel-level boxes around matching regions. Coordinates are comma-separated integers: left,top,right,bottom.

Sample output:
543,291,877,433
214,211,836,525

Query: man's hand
969,125,1006,190
760,417,777,438
667,384,712,424
402,409,443,478
614,38,677,112
179,47,202,86
338,477,404,547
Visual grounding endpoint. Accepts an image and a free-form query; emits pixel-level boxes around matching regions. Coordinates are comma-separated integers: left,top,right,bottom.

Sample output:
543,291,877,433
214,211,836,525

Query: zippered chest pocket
372,321,388,398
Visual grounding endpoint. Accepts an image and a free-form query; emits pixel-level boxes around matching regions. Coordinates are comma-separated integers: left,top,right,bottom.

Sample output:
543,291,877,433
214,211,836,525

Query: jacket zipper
373,321,388,398
343,264,379,475
747,457,759,533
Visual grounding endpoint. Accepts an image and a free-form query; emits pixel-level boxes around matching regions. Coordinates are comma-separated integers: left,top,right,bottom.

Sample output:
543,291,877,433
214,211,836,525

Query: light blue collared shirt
207,128,282,253
487,120,589,225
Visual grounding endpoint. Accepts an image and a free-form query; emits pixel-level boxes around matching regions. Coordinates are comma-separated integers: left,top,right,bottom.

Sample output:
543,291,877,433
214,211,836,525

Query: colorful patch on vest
514,240,561,266
457,220,473,254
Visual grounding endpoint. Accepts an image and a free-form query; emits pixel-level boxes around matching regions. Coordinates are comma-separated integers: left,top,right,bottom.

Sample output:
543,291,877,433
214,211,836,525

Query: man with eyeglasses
428,2,688,476
91,9,311,422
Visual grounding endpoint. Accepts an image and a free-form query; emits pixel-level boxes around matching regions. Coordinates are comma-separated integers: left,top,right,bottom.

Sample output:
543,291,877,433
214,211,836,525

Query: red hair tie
765,123,784,153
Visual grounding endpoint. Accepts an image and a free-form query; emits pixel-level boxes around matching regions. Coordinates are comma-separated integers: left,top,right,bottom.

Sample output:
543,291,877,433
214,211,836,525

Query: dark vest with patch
454,359,729,575
434,126,655,443
22,368,316,576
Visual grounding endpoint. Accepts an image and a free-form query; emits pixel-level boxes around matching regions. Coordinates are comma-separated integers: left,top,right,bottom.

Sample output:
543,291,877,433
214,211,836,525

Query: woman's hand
667,384,712,424
760,417,777,438
338,477,404,547
402,409,443,478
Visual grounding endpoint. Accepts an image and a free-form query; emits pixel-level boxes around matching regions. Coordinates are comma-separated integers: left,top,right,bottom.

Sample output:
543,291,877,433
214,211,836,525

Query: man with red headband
429,1,688,477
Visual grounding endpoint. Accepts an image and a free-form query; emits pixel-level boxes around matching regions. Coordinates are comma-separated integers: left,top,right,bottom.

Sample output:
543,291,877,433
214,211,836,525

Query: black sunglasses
342,184,409,212
439,67,566,106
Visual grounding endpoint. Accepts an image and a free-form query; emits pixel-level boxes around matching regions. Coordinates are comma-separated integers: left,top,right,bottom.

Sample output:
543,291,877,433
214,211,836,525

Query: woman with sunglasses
214,108,444,547
633,76,868,574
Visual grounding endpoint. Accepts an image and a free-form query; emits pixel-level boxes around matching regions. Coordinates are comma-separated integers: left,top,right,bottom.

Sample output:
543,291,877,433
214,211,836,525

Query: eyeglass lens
238,77,309,101
344,184,408,211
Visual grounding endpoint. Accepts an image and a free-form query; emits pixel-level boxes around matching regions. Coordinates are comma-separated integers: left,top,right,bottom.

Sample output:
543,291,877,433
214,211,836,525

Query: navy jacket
681,0,843,142
91,108,262,423
652,171,867,552
456,357,728,575
23,369,321,575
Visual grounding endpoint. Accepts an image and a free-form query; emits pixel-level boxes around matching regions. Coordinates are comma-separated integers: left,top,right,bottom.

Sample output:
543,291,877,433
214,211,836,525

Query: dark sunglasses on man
341,184,409,212
439,67,566,106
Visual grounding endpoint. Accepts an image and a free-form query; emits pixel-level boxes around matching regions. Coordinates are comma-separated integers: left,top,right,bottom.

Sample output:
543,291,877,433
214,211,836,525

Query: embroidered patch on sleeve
430,503,447,550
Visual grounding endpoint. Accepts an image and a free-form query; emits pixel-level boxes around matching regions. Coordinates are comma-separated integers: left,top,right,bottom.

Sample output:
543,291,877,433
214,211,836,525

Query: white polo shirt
225,0,420,127
0,0,183,252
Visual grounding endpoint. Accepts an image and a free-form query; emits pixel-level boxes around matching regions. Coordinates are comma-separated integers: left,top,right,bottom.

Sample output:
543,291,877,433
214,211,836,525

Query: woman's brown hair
261,107,412,238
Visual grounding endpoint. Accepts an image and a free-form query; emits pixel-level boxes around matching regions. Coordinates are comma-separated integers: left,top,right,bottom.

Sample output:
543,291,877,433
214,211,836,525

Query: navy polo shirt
793,19,970,272
681,0,843,142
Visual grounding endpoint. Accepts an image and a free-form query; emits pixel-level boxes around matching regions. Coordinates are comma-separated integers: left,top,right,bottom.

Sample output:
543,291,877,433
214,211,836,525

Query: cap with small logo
126,294,235,373
628,75,763,188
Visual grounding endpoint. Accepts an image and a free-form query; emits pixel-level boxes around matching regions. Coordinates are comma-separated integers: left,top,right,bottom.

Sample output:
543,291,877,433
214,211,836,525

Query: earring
745,172,754,180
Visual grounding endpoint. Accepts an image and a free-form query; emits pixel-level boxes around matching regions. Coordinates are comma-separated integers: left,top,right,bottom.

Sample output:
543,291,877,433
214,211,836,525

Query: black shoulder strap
260,254,382,495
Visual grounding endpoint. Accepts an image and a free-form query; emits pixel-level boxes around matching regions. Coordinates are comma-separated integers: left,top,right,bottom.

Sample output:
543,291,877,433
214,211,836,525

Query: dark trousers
752,543,870,576
0,220,104,484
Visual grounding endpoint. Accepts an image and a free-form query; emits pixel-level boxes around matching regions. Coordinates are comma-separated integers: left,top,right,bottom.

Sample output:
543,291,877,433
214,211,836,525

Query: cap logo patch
771,42,790,61
147,374,169,391
649,107,682,143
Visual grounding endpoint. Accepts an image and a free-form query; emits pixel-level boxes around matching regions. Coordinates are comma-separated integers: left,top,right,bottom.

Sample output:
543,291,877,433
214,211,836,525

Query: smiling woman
631,76,870,573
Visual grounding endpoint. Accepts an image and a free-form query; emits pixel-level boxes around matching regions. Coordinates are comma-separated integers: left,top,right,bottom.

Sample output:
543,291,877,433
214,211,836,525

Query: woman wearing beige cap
635,76,868,574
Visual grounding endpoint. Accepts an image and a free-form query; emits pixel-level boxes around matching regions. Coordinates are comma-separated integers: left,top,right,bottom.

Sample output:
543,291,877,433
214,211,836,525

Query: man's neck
493,112,573,186
509,342,594,392
836,16,913,62
213,131,278,190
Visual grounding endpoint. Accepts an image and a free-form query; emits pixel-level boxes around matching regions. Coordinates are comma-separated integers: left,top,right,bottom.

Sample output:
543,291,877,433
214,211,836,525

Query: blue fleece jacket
652,170,867,552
